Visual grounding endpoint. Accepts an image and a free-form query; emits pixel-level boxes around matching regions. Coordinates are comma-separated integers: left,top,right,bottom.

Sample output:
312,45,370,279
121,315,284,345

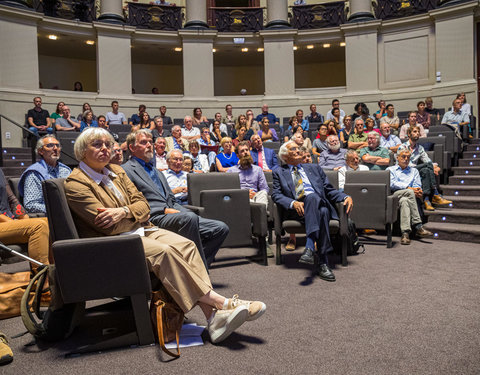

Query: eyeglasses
113,148,122,153
44,143,61,149
90,140,112,149
288,147,299,152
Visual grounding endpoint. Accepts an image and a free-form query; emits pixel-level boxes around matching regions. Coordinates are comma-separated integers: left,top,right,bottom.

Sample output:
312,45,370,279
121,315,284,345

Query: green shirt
348,133,367,144
50,113,62,120
358,146,390,170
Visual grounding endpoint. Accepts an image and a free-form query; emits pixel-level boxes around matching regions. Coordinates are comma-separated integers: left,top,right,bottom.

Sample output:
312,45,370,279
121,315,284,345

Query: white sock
207,310,216,324
222,299,229,310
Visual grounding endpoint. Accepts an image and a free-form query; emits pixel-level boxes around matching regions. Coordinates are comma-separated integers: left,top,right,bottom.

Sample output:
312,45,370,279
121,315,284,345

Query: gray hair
367,131,381,142
326,134,339,143
35,134,58,155
153,115,162,122
291,133,304,141
83,110,92,119
172,125,181,132
126,129,152,150
74,127,114,161
278,140,296,163
166,149,183,161
396,147,411,157
354,118,364,126
345,149,359,160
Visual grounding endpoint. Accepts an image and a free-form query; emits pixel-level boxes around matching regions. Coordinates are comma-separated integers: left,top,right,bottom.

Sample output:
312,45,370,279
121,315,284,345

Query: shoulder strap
156,302,180,358
21,266,49,337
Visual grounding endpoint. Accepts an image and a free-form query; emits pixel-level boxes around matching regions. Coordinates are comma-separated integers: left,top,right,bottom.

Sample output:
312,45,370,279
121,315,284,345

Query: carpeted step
425,208,480,225
465,144,480,152
1,159,33,167
423,222,480,243
448,175,480,185
0,166,28,178
468,138,480,144
459,159,480,166
462,151,480,159
452,166,480,175
442,196,480,209
2,147,33,156
440,185,480,196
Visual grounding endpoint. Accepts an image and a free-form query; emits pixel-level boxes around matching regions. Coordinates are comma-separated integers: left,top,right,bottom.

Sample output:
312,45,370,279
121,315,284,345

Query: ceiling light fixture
212,48,217,52
48,34,58,40
340,42,346,47
241,47,248,52
257,47,264,52
293,46,298,50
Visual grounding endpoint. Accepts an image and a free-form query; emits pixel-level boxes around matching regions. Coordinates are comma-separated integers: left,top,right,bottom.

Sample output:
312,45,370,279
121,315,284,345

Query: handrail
0,114,77,169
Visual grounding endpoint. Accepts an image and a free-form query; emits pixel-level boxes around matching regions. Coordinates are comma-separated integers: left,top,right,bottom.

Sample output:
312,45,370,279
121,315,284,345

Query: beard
239,154,254,169
145,151,154,161
329,143,341,152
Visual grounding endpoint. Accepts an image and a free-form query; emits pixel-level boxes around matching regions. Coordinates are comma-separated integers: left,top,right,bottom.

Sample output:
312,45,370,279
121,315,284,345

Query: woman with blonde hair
215,137,238,172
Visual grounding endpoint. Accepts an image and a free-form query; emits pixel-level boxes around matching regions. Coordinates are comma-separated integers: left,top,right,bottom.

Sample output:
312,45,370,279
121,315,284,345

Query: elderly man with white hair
271,141,353,282
163,149,189,204
181,115,201,142
318,135,347,170
337,150,369,190
165,125,189,153
359,132,390,170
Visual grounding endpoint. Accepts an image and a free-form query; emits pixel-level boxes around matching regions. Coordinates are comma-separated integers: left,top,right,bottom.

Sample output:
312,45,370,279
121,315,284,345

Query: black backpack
347,219,365,255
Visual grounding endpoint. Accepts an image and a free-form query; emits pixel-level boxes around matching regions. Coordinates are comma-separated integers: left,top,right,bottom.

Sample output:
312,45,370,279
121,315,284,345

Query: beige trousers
141,229,212,313
250,190,269,207
393,189,422,233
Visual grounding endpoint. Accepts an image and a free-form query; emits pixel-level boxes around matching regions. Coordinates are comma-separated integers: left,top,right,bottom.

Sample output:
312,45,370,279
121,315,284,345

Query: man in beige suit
165,125,189,153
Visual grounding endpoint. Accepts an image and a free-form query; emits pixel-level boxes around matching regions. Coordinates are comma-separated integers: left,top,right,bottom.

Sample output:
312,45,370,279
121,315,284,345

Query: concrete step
462,151,480,159
449,175,480,185
468,138,480,144
459,159,480,166
442,196,480,209
0,166,28,178
465,144,480,151
1,159,33,167
425,208,480,225
440,185,480,197
423,222,480,244
2,147,33,156
452,166,480,175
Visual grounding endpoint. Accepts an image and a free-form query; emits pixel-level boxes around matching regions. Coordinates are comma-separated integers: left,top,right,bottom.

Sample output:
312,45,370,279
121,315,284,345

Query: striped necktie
293,166,305,200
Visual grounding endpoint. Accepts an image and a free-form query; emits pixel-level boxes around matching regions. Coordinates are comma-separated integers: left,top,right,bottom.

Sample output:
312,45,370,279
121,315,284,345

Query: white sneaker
226,294,266,321
208,305,248,344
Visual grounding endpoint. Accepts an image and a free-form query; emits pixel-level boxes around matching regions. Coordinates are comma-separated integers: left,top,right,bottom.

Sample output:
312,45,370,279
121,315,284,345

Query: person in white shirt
181,116,201,142
154,137,168,171
105,101,127,125
162,149,189,204
326,99,346,121
338,150,369,190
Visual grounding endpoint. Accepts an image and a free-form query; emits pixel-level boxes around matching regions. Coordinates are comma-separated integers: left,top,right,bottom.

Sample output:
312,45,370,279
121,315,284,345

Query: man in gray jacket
122,130,229,269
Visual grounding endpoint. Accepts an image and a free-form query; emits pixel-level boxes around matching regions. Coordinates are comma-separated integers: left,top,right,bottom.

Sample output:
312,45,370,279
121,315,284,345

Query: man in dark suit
272,141,353,281
250,134,279,172
122,130,229,269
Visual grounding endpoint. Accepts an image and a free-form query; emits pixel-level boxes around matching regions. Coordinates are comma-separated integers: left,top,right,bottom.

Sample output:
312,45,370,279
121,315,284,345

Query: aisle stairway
1,147,35,178
424,139,480,243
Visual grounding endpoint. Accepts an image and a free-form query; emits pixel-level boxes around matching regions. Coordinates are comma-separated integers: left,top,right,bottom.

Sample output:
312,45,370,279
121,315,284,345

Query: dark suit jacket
250,147,279,170
122,158,185,221
271,163,346,220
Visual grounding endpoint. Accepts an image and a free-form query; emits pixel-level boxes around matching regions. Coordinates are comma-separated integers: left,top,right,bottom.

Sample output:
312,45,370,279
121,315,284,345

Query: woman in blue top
80,110,98,132
215,137,238,172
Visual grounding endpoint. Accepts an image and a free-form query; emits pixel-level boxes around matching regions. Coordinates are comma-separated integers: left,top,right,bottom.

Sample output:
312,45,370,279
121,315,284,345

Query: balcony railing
290,2,346,29
32,0,97,22
127,3,183,31
211,7,264,33
374,0,438,20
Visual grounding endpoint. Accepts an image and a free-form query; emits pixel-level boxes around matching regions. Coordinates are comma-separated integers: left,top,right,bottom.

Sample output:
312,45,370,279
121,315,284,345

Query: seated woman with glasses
64,128,266,344
215,137,238,172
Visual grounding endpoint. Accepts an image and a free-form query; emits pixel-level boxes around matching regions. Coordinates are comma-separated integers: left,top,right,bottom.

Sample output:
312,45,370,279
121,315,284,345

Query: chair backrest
57,132,80,167
324,169,339,189
187,172,240,206
42,178,79,241
108,124,130,134
263,141,281,150
7,177,21,201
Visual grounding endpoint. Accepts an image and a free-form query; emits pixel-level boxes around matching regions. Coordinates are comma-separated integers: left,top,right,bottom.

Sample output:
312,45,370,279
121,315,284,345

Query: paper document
164,323,206,349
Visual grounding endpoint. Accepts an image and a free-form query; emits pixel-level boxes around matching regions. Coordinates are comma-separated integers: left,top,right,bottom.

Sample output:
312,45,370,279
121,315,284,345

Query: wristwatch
122,206,129,216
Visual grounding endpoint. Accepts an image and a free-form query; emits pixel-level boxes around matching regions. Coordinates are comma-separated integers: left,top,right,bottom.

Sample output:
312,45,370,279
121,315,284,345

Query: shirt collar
133,156,154,169
167,168,185,177
396,164,411,172
288,164,303,171
79,161,117,185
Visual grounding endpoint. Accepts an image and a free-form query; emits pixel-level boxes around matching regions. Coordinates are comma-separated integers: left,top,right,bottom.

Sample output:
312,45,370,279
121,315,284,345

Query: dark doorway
215,0,249,7
207,0,260,26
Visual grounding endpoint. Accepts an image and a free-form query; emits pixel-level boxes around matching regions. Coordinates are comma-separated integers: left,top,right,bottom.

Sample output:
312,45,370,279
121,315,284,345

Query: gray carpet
1,236,479,375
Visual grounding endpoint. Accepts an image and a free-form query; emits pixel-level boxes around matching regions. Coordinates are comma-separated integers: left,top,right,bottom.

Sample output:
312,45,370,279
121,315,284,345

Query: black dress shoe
318,264,336,282
298,248,315,265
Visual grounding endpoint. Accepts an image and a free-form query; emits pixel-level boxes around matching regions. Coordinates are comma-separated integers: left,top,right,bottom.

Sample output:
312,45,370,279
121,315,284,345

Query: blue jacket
250,147,279,170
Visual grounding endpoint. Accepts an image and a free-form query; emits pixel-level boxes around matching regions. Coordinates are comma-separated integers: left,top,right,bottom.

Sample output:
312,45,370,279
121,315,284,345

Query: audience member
154,137,168,171
223,104,235,127
456,92,471,115
129,104,146,126
159,105,172,126
374,100,387,120
295,109,309,131
80,110,98,132
210,120,227,143
152,116,170,140
216,137,238,172
183,155,194,172
124,130,229,268
188,141,210,173
233,125,251,148
325,119,339,135
97,115,119,142
348,118,367,150
258,117,279,142
166,125,189,153
73,81,83,91
198,126,217,166
152,87,159,95
19,135,71,213
338,150,369,190
416,101,431,129
0,168,49,273
27,96,53,136
255,104,279,125
364,118,380,135
55,105,81,131
330,107,344,128
387,149,433,245
110,142,124,165
77,103,96,123
182,115,201,141
272,141,353,281
233,114,254,141
192,107,209,126
399,112,427,139
326,99,345,121
398,126,451,210
284,116,299,142
442,97,471,137
312,123,329,156
246,109,260,133
318,135,347,170
306,104,324,124
65,128,264,343
380,122,401,153
300,147,312,164
50,101,65,125
250,134,278,172
291,131,312,153
106,100,127,125
210,112,228,135
359,132,390,170
351,102,373,124
425,96,441,122
339,116,354,147
133,111,154,132
379,104,400,133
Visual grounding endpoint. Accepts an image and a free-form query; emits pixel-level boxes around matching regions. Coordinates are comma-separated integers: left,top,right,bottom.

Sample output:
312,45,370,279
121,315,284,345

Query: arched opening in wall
131,43,183,95
38,31,97,92
294,42,346,89
213,45,265,96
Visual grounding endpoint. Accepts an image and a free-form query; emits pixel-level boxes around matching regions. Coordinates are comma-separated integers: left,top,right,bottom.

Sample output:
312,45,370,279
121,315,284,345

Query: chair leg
268,227,273,245
130,293,155,346
341,236,348,267
275,234,282,265
258,236,268,266
386,224,393,248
